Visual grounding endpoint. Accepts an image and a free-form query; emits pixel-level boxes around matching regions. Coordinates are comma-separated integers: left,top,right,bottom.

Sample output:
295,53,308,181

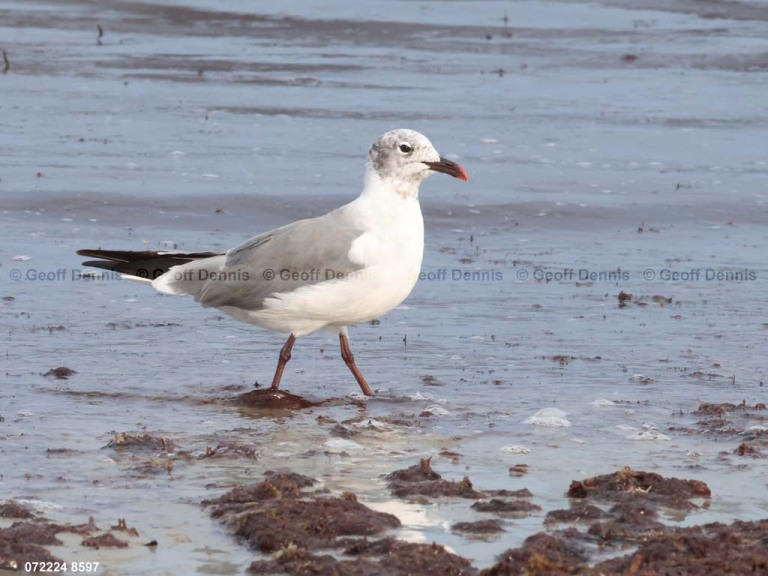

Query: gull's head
367,129,468,191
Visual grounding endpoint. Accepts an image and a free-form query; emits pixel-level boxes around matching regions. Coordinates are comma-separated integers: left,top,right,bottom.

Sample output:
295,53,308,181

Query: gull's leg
270,334,297,391
339,332,373,396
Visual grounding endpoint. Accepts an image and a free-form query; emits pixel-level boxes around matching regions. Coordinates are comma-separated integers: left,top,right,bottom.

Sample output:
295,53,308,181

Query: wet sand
2,0,767,573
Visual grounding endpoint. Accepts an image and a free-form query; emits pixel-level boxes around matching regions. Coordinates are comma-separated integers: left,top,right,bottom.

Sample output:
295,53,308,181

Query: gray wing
194,208,366,310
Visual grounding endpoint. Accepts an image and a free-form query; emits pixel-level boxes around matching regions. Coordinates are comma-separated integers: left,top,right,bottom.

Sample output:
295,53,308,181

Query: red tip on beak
424,157,468,182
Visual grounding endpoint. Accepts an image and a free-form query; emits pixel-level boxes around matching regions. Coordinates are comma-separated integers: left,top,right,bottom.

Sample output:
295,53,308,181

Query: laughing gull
78,129,468,396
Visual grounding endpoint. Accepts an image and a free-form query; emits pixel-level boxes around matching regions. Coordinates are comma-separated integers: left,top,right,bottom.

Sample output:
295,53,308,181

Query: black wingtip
76,248,223,276
80,260,118,271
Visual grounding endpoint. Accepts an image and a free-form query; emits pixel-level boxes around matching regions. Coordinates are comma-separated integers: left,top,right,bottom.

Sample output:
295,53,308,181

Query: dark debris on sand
233,389,318,409
104,432,176,476
205,465,768,575
209,471,315,506
472,499,542,516
385,457,484,499
204,472,400,553
508,463,529,477
683,400,768,437
81,532,129,549
197,442,259,460
111,518,140,536
617,291,674,308
566,466,711,510
343,537,476,575
483,467,717,574
544,503,607,524
0,521,64,569
667,400,768,466
105,431,175,453
592,519,768,574
322,414,424,435
42,366,77,380
250,537,477,575
452,520,505,534
481,531,587,575
0,515,140,570
206,470,482,576
386,459,540,522
0,500,35,519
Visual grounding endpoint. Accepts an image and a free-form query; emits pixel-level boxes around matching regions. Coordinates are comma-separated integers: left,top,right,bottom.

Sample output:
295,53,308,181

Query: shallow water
2,0,768,573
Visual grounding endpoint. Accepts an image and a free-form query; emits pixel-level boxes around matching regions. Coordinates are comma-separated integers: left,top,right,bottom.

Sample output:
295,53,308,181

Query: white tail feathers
121,274,154,285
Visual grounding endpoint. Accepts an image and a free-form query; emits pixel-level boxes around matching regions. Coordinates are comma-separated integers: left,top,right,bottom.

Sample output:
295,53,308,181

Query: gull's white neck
361,166,421,201
347,165,424,243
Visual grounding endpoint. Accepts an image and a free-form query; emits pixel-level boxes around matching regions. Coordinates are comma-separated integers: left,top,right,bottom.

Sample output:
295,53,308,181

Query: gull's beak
423,157,469,182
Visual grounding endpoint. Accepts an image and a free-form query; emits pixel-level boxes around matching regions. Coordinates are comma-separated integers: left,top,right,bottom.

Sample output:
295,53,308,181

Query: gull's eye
398,143,413,154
